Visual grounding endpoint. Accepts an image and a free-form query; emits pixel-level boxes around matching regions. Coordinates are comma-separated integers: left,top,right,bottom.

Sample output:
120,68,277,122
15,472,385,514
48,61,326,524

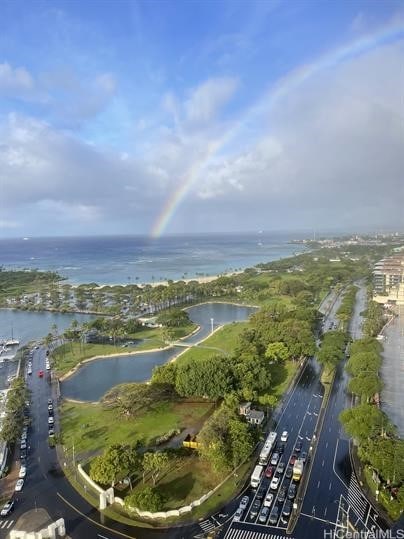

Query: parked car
263,492,274,507
277,461,286,475
0,500,14,517
280,430,288,442
265,465,274,478
233,507,243,522
258,506,270,523
282,500,292,517
285,465,293,479
48,416,54,425
239,496,249,511
15,479,24,492
295,440,302,453
19,465,26,479
270,476,280,490
268,505,279,525
270,452,280,466
301,451,307,462
249,500,261,519
290,453,297,465
256,487,266,500
288,483,297,500
20,441,27,451
48,398,53,405
278,485,287,503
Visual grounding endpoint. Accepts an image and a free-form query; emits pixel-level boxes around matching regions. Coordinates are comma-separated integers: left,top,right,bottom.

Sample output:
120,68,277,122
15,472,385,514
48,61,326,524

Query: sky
0,0,403,238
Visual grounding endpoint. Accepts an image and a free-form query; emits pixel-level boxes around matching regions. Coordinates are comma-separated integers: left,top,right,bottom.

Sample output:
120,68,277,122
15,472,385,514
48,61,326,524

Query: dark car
295,441,302,453
249,500,261,519
0,500,14,517
256,487,266,501
282,500,292,517
301,451,307,462
285,465,293,478
268,505,279,525
288,483,297,500
258,505,270,524
48,398,53,405
278,485,287,503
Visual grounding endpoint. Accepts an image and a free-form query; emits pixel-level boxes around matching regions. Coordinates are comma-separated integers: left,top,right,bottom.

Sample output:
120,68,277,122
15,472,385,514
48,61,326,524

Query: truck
250,464,264,488
292,458,304,482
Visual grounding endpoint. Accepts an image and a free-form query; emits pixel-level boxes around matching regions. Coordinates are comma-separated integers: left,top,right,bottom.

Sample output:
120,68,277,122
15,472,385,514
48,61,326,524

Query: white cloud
184,77,238,126
0,62,34,95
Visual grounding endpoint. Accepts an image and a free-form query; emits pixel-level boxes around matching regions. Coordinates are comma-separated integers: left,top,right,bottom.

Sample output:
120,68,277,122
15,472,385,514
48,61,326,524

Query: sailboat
5,327,19,347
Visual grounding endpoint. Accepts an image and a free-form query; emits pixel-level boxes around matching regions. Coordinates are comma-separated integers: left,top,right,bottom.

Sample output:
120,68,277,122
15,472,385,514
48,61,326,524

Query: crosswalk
199,518,216,532
225,528,289,539
0,519,14,529
347,474,367,521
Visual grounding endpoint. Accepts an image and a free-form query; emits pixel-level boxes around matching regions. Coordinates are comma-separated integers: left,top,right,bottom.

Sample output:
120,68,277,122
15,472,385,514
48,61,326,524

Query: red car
38,370,44,378
265,465,274,478
289,454,297,465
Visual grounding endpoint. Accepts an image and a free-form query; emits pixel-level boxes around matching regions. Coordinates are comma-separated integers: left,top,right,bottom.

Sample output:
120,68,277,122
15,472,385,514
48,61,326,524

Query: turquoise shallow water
0,232,306,285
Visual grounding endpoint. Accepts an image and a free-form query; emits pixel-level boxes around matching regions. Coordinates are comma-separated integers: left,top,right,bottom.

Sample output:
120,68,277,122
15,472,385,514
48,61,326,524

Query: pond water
61,302,257,401
0,309,94,347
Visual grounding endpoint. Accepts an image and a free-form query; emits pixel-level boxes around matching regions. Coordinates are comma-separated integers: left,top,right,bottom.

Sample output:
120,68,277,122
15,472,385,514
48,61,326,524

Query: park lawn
175,322,248,366
60,399,214,460
155,453,221,509
53,342,119,376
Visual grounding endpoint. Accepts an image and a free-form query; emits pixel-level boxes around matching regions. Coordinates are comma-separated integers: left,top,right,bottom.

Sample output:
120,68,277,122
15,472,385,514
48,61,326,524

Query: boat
5,339,19,346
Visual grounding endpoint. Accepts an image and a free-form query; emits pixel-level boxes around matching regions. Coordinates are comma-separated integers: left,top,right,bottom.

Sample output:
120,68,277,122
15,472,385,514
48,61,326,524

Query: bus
258,431,277,465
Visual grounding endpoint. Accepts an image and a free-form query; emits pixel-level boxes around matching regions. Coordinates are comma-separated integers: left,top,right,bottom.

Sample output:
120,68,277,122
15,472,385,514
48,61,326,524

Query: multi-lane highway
220,284,391,539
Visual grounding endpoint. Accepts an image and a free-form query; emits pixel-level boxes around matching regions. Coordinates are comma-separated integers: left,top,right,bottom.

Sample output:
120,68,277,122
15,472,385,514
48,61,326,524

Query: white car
48,416,54,425
233,507,243,522
20,441,27,451
264,492,274,507
270,476,280,490
239,495,249,511
270,452,280,466
280,430,288,442
15,479,24,492
48,404,53,411
46,363,51,371
19,465,26,478
27,368,32,375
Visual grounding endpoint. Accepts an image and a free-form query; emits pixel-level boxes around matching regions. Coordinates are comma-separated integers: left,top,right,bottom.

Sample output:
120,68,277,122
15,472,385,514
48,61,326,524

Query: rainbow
150,19,404,238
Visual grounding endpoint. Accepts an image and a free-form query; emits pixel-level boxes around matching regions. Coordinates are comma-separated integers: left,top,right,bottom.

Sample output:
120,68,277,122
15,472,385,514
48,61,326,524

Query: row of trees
317,330,348,373
346,338,383,403
336,285,358,330
0,377,29,444
362,299,386,338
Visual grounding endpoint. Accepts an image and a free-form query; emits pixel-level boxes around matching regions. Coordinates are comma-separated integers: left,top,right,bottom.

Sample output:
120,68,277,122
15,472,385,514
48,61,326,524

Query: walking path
380,304,404,437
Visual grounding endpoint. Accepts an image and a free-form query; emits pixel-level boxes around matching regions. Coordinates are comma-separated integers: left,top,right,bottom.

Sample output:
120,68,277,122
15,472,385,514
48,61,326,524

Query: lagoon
61,302,257,401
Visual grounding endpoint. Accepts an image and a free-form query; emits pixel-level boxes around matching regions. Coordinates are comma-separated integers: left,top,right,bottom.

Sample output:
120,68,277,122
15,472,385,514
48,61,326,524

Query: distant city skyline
0,0,403,237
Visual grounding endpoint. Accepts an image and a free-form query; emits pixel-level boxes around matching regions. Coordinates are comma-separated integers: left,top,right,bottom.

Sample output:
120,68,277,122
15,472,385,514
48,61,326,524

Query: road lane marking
56,492,137,539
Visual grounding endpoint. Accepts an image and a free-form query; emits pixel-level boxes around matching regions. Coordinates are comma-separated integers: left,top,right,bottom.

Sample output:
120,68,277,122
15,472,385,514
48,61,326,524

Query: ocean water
0,232,306,285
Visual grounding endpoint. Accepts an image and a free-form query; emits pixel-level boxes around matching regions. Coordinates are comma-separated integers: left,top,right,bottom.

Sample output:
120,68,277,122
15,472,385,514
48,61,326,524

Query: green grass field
175,322,248,365
60,399,214,460
53,324,197,376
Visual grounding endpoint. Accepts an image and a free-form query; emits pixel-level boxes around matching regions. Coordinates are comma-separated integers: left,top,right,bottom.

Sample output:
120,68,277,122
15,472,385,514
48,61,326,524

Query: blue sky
0,0,403,237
